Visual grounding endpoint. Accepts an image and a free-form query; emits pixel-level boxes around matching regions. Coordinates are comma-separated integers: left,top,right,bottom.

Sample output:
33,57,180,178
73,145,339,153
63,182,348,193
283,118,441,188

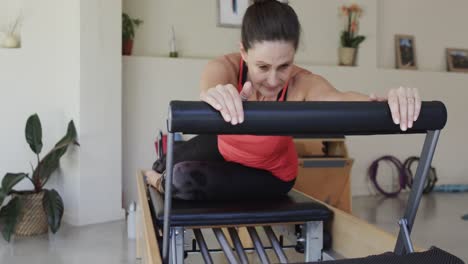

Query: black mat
305,247,464,264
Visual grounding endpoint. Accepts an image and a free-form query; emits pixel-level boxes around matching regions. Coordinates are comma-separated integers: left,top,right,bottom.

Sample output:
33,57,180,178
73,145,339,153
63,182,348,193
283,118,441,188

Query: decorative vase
339,47,357,66
122,39,134,55
13,191,49,236
2,34,20,48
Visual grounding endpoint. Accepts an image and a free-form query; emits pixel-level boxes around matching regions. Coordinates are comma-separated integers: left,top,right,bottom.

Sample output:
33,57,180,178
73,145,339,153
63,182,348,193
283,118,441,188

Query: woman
145,0,421,200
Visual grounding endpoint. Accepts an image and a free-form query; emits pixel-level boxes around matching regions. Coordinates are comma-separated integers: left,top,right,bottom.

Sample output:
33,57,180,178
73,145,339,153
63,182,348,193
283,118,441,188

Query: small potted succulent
122,13,143,55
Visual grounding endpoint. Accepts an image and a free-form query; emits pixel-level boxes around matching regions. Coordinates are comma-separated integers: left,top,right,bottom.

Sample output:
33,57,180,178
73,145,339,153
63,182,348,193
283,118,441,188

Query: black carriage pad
149,187,332,227
304,247,464,264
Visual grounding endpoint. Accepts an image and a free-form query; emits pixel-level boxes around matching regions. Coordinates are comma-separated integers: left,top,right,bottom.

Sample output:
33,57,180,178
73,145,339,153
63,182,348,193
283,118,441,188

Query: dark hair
242,0,301,51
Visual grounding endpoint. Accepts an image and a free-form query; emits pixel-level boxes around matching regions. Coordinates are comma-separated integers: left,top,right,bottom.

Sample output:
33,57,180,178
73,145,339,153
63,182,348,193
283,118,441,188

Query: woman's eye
259,65,268,71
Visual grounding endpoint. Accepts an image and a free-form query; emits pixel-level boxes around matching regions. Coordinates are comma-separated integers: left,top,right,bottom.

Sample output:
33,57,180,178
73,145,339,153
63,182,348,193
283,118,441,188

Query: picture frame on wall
446,48,468,73
217,0,252,28
395,34,417,70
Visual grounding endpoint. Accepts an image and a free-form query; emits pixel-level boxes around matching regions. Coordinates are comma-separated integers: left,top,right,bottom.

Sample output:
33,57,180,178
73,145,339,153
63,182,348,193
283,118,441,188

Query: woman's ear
239,42,248,62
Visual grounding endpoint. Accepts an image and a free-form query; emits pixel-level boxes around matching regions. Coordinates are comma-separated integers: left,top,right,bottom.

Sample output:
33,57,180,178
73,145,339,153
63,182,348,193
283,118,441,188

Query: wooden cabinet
293,138,353,213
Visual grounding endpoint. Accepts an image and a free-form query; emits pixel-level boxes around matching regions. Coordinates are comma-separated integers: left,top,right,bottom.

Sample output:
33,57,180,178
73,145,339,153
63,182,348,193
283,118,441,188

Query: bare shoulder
200,53,239,89
204,54,237,75
289,70,339,101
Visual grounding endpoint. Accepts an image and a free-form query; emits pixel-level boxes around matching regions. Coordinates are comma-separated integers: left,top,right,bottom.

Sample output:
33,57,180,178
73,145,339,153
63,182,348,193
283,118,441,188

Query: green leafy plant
0,114,79,241
339,4,366,48
122,13,143,41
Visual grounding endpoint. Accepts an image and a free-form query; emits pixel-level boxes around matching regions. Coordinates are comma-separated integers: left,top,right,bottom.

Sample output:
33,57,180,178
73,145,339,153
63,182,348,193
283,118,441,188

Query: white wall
122,57,201,206
378,0,468,71
0,0,123,226
78,0,124,225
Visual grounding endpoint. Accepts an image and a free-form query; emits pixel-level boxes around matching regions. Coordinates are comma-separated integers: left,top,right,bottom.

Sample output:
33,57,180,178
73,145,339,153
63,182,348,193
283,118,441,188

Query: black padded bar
168,101,447,135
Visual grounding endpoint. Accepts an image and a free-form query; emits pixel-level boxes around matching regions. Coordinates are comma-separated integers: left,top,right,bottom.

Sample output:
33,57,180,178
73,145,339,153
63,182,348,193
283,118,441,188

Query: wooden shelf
123,55,468,78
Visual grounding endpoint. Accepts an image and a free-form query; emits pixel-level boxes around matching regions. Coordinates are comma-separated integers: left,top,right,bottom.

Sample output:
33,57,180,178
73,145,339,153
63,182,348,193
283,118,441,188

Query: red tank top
217,59,298,182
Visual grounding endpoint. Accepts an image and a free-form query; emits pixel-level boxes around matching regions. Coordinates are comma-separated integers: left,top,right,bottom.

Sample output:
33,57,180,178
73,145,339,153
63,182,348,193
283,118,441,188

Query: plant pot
13,191,48,236
2,33,20,48
339,47,357,66
122,39,134,55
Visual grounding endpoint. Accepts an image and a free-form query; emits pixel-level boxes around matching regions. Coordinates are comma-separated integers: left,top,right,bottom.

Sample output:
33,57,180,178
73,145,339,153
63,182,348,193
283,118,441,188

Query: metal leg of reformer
398,219,415,254
263,226,288,263
228,228,249,264
213,228,239,264
169,230,175,264
394,130,440,255
194,229,214,264
163,133,175,263
247,227,270,264
304,221,323,262
170,227,184,264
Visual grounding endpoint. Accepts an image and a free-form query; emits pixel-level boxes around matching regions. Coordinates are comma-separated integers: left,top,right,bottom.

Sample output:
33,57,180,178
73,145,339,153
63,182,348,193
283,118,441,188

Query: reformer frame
157,101,447,263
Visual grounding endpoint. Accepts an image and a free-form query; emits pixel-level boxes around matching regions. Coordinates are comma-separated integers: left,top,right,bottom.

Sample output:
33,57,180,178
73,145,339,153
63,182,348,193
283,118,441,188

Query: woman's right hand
200,81,254,125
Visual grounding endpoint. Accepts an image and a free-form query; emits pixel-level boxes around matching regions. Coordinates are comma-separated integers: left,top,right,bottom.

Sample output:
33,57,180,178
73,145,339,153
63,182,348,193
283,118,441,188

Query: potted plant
1,15,22,48
122,13,143,55
0,114,79,242
339,4,366,66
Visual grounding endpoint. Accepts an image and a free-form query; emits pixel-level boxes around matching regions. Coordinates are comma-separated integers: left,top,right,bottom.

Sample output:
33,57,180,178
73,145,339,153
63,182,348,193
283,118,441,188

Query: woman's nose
267,71,279,87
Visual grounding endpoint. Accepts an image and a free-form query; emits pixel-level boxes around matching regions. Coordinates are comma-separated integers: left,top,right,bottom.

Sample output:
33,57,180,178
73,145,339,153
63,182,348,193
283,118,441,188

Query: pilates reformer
137,101,464,264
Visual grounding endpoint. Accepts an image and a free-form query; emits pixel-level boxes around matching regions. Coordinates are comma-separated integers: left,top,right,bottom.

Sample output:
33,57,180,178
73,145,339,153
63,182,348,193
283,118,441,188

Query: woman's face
241,41,296,99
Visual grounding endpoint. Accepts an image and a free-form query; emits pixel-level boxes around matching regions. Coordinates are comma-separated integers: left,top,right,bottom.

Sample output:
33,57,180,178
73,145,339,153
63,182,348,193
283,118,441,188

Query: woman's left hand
370,87,421,131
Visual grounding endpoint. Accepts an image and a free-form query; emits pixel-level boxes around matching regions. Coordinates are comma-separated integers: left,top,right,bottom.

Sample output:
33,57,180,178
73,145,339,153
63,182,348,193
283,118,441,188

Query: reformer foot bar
154,101,462,264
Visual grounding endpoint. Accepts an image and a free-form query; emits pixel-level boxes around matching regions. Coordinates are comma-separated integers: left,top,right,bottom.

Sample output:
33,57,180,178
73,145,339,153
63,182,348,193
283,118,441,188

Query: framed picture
217,0,252,28
446,48,468,73
395,35,417,70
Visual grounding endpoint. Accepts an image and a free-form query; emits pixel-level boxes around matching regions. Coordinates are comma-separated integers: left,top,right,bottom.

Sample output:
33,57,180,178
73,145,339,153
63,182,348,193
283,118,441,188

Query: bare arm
301,74,421,131
199,59,233,96
199,58,253,125
303,74,370,102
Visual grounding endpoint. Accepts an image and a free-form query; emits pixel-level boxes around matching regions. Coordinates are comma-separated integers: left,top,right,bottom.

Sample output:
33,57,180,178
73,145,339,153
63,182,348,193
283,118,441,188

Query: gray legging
152,135,295,200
